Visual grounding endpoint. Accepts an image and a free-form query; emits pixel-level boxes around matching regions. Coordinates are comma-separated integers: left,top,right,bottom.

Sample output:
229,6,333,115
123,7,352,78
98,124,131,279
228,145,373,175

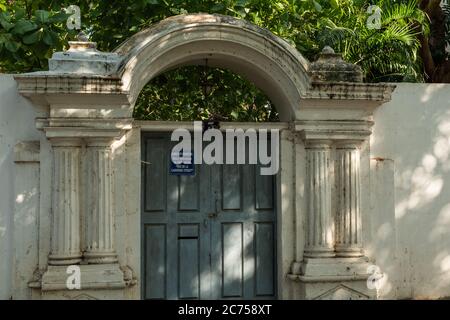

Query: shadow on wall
371,83,450,299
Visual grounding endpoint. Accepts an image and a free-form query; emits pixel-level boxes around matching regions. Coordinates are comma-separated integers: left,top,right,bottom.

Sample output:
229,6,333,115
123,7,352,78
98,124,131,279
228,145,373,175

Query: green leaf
42,29,58,46
231,111,239,119
312,0,322,12
146,0,159,4
0,13,14,31
236,0,249,8
0,19,13,31
330,0,338,9
34,10,50,24
211,3,225,12
22,30,41,44
14,8,26,20
5,40,20,52
49,11,70,23
13,20,38,35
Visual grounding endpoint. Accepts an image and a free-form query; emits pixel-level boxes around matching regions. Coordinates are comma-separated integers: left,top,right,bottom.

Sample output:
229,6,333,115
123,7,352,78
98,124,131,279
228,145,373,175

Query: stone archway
14,14,395,300
115,14,309,121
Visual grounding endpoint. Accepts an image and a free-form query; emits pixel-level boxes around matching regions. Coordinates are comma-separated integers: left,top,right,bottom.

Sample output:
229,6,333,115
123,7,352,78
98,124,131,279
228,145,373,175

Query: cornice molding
304,82,396,102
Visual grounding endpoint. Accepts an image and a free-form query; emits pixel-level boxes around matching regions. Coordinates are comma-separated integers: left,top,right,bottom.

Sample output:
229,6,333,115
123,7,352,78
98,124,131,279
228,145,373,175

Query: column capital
44,127,125,140
38,118,131,145
48,137,83,147
85,137,117,147
335,141,363,149
304,140,333,149
295,120,373,143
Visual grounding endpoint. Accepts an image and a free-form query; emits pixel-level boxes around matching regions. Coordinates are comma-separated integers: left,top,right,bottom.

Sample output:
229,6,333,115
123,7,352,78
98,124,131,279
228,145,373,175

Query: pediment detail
316,284,370,300
72,294,98,300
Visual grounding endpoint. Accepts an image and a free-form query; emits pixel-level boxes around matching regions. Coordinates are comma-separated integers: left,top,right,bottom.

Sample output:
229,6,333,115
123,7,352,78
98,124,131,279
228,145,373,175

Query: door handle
208,212,218,219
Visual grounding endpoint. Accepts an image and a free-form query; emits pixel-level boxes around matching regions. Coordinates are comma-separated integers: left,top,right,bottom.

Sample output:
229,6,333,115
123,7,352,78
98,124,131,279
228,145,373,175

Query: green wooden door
142,133,276,299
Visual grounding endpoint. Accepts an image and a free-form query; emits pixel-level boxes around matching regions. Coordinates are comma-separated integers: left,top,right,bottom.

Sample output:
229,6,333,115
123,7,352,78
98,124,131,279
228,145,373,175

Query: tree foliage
0,0,72,72
133,66,278,122
0,0,444,121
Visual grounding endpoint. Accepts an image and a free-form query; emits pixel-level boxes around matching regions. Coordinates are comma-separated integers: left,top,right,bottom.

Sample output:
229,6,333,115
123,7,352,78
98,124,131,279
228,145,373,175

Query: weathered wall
0,75,41,299
371,83,450,299
2,74,450,299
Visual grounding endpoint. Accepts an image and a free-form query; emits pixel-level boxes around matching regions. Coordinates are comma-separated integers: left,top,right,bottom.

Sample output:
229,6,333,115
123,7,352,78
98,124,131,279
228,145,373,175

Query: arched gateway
14,14,395,300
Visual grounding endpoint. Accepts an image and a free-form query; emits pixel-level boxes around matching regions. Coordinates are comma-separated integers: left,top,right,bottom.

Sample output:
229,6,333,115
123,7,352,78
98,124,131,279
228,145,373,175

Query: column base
29,264,136,300
335,245,364,258
48,253,82,266
304,247,335,258
83,251,118,264
288,257,378,299
40,264,130,292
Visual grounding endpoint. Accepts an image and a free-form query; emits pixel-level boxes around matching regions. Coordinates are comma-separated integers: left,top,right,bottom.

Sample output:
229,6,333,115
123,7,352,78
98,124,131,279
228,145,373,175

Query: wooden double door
142,133,276,299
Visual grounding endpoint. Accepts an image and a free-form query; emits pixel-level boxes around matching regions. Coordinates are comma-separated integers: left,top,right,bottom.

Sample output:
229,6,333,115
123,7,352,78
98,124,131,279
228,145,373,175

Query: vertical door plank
145,225,166,299
255,167,274,210
222,165,241,210
178,224,200,299
255,222,275,296
178,174,200,211
144,139,166,212
222,223,243,298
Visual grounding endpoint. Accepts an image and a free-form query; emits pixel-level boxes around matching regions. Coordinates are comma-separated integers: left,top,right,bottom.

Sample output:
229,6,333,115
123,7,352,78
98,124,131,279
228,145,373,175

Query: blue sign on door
170,150,195,176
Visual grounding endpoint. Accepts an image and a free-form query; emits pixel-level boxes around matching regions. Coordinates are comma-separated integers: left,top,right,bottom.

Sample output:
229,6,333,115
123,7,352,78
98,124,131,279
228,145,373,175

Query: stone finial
321,45,335,55
77,31,89,42
309,46,363,83
68,31,96,51
48,30,121,75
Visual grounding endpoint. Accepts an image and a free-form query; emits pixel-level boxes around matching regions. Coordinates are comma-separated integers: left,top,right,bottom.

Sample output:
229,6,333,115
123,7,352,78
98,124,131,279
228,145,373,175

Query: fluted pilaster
304,141,334,258
49,139,82,265
84,138,118,264
335,143,363,257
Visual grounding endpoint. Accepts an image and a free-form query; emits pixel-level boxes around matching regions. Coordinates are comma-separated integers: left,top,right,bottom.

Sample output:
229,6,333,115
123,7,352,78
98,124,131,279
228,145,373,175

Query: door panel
178,224,200,299
221,222,244,298
255,172,274,210
144,138,166,212
178,175,200,211
255,222,275,297
144,224,166,299
222,164,242,210
142,132,276,300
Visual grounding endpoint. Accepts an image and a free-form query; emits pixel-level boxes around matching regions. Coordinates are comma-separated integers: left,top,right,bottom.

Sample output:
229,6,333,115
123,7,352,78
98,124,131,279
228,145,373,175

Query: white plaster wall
372,83,450,299
0,75,41,299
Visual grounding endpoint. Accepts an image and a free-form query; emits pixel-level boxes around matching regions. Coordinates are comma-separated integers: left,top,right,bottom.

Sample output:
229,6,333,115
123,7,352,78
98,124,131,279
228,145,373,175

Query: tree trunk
419,0,449,82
